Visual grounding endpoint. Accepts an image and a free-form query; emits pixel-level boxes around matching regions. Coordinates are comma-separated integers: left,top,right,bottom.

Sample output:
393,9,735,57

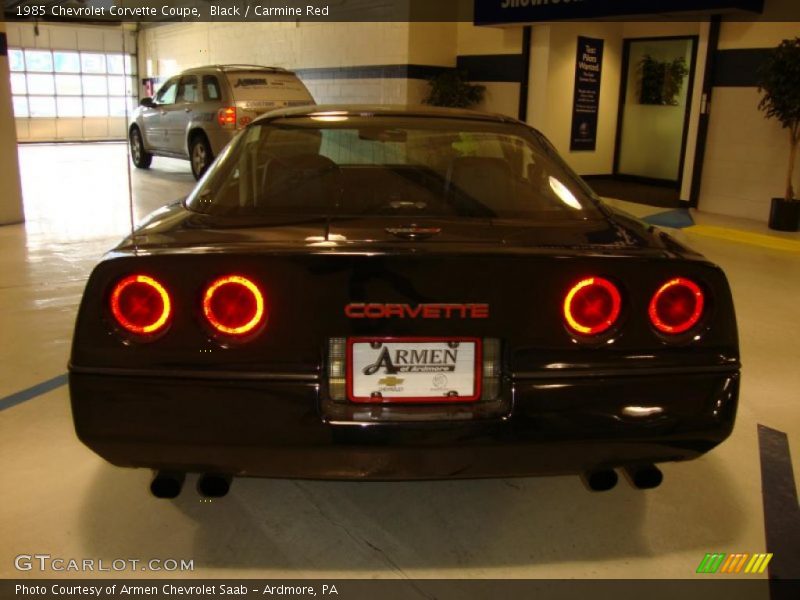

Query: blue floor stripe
0,373,68,412
643,209,695,229
758,424,800,585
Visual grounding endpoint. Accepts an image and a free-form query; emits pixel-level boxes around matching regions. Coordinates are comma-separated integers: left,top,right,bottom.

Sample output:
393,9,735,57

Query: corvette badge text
345,303,489,319
14,554,194,573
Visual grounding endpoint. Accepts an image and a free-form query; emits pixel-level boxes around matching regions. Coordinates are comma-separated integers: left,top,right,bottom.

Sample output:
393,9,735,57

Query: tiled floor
0,143,797,580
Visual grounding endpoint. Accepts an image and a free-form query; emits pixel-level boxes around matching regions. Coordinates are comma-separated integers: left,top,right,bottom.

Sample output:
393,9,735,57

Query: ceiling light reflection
549,176,583,210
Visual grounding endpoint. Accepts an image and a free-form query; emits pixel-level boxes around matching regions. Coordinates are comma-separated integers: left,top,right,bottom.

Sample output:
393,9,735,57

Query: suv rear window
203,75,221,101
187,116,603,222
226,71,313,103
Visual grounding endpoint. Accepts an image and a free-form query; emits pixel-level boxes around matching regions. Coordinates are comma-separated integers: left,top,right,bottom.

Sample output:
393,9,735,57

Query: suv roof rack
218,64,290,72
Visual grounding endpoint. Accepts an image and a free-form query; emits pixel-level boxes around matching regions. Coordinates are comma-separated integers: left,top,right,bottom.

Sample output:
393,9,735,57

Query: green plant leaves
423,70,486,109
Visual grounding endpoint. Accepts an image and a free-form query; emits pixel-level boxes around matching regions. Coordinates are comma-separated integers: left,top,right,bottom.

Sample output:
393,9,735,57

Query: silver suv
129,65,315,179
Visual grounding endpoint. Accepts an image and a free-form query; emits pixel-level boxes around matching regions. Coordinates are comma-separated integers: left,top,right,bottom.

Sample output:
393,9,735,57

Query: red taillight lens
217,106,236,128
202,275,266,337
564,277,622,335
649,277,705,334
110,275,171,336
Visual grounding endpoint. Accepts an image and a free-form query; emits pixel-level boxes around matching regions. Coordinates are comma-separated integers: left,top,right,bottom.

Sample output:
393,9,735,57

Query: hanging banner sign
570,36,603,152
474,0,765,25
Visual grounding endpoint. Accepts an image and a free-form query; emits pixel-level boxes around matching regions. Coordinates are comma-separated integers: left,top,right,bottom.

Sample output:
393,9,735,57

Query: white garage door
6,23,138,142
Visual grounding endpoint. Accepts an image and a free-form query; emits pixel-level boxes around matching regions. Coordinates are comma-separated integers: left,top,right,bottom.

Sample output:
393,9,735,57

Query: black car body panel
69,106,740,481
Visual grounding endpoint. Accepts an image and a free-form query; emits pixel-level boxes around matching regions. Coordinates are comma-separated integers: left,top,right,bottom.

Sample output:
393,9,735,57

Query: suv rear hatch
226,70,315,123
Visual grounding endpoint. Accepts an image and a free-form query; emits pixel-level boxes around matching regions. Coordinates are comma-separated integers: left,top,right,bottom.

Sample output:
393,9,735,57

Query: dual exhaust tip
150,472,231,499
583,464,663,492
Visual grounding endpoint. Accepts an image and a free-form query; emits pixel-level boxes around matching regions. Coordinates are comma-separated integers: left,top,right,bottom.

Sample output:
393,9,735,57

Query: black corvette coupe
69,106,740,497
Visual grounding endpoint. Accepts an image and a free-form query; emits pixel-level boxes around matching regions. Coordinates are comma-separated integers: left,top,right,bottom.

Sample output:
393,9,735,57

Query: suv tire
190,134,214,180
129,127,153,169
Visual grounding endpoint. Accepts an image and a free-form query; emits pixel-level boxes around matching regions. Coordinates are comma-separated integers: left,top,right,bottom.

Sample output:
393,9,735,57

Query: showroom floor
0,143,797,580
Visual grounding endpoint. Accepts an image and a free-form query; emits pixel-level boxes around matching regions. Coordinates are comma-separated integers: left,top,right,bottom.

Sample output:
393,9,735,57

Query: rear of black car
69,108,740,483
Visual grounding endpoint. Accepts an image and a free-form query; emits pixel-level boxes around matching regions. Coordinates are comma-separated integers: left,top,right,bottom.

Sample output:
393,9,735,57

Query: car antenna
122,26,139,247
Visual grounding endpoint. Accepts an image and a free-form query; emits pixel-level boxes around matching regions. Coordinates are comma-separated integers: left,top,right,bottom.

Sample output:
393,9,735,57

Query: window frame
155,78,179,106
8,47,138,120
202,75,222,102
177,75,199,104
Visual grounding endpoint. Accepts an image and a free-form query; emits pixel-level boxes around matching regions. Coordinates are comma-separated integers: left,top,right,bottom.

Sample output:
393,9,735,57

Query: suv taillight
217,106,237,128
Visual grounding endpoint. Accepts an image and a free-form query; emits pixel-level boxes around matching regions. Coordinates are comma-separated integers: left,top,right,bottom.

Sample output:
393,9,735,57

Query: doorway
609,36,698,207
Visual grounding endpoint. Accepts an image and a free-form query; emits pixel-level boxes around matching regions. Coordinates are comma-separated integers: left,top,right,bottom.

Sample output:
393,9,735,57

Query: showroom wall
138,21,420,106
454,22,524,118
700,6,800,222
137,19,525,118
526,21,624,177
5,22,137,142
525,20,707,196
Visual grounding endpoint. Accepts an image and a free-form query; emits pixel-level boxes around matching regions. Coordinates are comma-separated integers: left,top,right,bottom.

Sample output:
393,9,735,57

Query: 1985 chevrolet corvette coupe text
69,106,740,497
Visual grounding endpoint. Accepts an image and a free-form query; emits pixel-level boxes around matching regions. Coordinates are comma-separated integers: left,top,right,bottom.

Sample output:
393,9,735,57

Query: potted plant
758,37,800,231
423,70,485,109
638,54,689,106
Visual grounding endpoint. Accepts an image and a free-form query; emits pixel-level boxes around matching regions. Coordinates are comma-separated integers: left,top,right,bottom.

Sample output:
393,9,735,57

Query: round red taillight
649,277,705,334
564,277,622,336
110,275,171,336
202,275,266,337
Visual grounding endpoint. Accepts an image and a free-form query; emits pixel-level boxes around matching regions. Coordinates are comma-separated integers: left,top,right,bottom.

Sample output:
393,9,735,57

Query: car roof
179,64,294,75
252,104,522,126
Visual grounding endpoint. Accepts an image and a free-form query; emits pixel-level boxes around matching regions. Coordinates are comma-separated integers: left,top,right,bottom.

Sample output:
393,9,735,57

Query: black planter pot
769,198,800,232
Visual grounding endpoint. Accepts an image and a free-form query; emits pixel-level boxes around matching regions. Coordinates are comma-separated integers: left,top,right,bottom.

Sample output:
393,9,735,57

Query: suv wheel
190,134,214,180
129,127,153,169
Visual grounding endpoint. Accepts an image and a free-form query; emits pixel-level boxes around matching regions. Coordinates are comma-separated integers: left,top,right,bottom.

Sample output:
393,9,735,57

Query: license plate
347,337,481,403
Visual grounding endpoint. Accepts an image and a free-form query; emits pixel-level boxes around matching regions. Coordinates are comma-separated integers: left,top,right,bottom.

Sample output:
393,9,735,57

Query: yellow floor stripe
750,554,766,574
685,225,800,253
758,553,773,574
744,554,759,573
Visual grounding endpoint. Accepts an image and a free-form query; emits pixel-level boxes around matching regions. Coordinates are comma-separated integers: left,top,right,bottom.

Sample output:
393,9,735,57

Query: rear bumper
69,368,739,480
204,127,237,157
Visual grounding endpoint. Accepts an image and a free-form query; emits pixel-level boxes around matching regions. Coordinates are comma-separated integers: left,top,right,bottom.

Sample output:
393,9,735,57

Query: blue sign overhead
475,0,765,25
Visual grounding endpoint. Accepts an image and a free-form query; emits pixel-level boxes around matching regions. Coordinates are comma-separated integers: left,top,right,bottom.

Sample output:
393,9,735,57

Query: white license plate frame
347,337,482,404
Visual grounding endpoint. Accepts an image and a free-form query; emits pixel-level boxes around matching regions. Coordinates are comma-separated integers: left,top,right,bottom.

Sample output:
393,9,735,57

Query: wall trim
713,48,772,87
295,56,526,83
456,54,525,83
294,64,449,81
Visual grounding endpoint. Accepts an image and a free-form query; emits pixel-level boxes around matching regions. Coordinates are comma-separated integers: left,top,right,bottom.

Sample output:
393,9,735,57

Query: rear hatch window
226,71,315,111
188,116,606,226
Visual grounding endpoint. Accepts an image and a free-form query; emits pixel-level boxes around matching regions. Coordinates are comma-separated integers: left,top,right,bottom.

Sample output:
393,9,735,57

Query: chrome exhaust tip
197,473,232,498
625,464,663,489
582,469,619,492
150,471,185,499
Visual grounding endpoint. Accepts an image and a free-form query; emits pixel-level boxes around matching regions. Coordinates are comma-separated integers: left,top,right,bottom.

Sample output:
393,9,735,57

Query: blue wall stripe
0,373,68,412
713,48,772,87
457,54,525,83
294,55,525,84
295,64,449,81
